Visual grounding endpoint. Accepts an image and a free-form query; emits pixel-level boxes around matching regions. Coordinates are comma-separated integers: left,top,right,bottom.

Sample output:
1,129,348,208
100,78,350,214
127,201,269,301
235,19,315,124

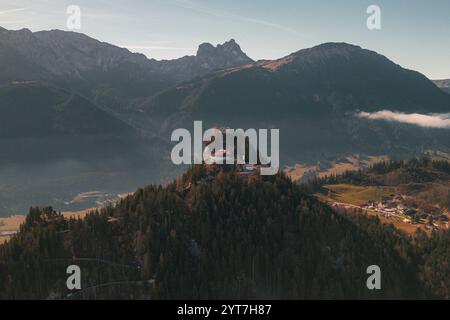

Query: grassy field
323,184,396,206
285,155,388,182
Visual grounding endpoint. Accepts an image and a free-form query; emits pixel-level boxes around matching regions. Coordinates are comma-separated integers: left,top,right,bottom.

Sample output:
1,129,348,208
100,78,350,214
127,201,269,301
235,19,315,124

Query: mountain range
141,42,450,163
144,42,448,116
0,27,253,115
0,26,449,214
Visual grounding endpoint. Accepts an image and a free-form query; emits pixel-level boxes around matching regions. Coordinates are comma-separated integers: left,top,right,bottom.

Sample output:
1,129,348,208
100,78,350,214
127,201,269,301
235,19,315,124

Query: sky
0,0,449,79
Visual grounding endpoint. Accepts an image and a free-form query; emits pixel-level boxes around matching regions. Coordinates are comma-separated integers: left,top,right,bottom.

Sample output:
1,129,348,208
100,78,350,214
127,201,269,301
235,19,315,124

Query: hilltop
2,165,445,299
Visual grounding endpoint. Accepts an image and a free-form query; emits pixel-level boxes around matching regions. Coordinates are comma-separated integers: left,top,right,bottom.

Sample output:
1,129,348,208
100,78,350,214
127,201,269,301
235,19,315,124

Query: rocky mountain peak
0,28,257,102
218,38,239,51
197,42,216,56
196,39,253,67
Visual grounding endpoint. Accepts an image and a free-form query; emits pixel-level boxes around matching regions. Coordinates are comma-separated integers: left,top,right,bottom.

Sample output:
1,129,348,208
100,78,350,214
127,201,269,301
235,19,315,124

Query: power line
44,257,142,269
66,279,155,299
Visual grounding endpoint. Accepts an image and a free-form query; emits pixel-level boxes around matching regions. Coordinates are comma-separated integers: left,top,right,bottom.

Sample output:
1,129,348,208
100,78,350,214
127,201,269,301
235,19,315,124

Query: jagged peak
218,38,239,50
197,42,216,55
196,39,253,63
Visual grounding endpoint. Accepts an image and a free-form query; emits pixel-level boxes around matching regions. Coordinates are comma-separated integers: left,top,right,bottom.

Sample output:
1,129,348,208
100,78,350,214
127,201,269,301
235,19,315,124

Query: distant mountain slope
0,82,171,215
144,43,450,117
0,27,253,113
0,33,52,84
0,82,163,166
142,43,450,163
0,82,131,138
434,79,450,94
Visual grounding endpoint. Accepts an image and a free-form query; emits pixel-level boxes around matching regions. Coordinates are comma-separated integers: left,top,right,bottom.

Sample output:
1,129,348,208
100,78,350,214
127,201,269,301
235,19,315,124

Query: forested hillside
1,166,448,299
300,158,450,298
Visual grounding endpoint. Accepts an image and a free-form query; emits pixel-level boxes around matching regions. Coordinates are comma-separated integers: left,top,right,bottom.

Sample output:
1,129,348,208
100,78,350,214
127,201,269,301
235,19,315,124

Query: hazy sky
0,0,449,79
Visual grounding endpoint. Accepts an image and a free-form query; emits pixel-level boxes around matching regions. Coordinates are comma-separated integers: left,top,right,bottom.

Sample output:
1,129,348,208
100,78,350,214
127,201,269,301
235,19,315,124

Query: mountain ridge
0,27,253,87
140,42,450,164
0,27,254,117
143,42,449,117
